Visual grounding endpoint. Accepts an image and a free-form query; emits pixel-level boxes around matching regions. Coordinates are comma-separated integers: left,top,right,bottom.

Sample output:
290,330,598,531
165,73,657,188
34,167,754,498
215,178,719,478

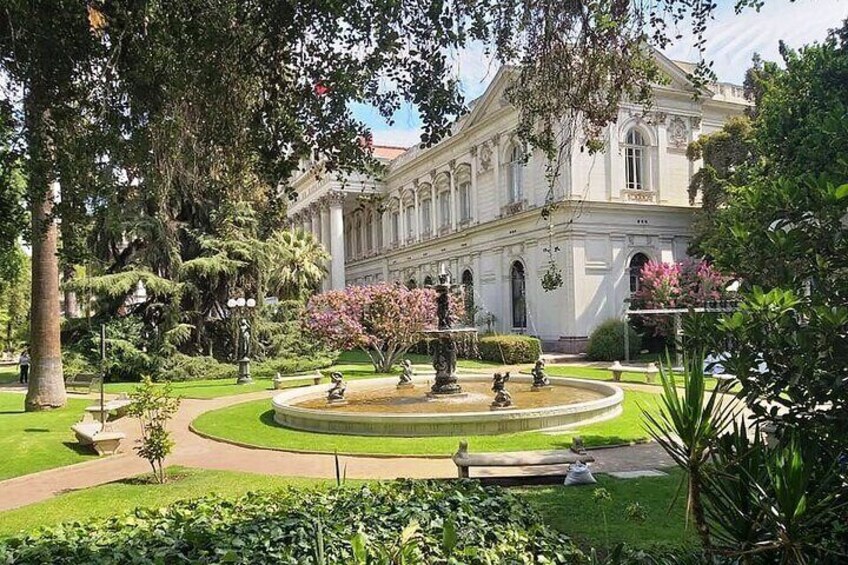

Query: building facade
286,53,747,352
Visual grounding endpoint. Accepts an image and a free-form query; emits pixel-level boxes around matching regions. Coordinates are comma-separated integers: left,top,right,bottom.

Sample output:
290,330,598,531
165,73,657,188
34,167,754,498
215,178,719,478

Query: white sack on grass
564,462,596,486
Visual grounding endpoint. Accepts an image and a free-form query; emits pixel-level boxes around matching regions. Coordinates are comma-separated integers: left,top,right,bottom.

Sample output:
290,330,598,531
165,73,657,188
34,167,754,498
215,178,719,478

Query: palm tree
266,229,329,301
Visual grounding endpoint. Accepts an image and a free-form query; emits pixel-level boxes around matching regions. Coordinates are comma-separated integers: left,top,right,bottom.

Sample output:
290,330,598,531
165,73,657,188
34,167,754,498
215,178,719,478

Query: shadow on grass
61,441,95,455
23,428,50,433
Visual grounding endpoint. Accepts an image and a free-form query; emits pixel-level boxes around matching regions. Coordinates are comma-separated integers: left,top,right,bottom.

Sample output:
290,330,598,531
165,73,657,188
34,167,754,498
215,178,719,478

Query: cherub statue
327,372,347,402
398,359,414,386
491,371,513,408
531,358,550,388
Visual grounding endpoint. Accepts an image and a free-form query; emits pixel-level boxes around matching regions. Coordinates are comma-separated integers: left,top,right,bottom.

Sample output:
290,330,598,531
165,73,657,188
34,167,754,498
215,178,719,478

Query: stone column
301,211,310,234
449,160,457,231
372,209,382,252
320,202,332,290
328,192,346,289
470,146,479,223
492,134,502,214
310,204,321,242
413,181,421,243
429,174,437,235
399,190,407,246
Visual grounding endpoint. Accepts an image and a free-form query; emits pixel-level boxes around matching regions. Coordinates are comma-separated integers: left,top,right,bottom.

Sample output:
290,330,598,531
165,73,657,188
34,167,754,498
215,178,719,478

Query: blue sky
359,0,848,147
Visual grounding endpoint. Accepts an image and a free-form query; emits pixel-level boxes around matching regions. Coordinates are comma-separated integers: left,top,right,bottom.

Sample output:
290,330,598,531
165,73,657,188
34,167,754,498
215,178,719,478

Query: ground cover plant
0,479,587,564
191,389,660,456
0,392,94,480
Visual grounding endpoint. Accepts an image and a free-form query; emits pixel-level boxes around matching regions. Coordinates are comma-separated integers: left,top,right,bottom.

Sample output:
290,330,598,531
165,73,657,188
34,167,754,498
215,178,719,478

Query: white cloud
662,0,847,83
370,127,423,148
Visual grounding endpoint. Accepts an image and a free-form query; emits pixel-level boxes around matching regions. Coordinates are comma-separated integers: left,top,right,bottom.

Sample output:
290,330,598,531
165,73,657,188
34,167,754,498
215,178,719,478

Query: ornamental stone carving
668,116,688,149
479,142,493,172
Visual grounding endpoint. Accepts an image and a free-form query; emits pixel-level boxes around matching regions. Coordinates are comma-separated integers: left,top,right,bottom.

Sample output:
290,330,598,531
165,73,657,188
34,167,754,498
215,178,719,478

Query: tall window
423,275,434,286
421,200,432,235
438,191,450,227
624,129,647,191
629,253,650,294
506,144,525,203
510,261,527,329
405,206,414,239
461,269,474,324
459,181,471,221
391,211,400,244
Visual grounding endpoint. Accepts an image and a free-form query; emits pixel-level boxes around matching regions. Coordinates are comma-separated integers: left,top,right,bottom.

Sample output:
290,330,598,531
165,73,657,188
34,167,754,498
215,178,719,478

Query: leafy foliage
0,480,586,564
585,320,641,362
477,334,542,364
128,377,181,484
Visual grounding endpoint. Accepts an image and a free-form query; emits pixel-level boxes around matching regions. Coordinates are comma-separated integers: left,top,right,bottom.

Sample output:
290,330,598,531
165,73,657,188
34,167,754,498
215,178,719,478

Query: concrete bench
452,441,595,479
608,361,659,383
273,371,324,390
66,372,102,394
71,421,126,456
85,397,133,422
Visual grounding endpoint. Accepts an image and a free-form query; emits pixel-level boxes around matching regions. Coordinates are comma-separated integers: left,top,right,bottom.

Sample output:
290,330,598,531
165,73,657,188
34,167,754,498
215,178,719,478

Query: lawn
0,364,18,385
0,465,691,552
519,469,695,550
0,392,96,481
538,364,726,390
0,466,341,538
191,389,662,456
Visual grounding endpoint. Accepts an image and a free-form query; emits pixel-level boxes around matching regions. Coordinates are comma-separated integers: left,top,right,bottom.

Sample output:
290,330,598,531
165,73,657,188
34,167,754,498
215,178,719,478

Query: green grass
518,469,694,550
191,389,661,456
0,466,342,538
0,364,19,385
540,364,725,390
0,392,96,481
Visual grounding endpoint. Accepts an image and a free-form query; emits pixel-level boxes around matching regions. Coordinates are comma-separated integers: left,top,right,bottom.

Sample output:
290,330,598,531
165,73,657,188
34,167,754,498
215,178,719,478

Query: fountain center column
429,271,463,396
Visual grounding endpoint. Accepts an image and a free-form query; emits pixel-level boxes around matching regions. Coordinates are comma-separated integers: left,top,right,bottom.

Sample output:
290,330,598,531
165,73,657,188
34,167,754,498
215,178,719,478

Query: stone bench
71,421,126,456
273,371,324,390
608,361,659,383
66,372,102,394
85,397,133,422
452,441,595,479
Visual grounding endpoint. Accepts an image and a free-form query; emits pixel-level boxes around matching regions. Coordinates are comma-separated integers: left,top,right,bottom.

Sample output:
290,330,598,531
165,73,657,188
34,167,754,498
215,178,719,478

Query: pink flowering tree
633,259,728,336
305,282,463,372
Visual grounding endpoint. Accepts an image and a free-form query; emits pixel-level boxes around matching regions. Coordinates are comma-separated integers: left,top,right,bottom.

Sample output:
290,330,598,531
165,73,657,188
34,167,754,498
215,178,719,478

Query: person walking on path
18,347,30,384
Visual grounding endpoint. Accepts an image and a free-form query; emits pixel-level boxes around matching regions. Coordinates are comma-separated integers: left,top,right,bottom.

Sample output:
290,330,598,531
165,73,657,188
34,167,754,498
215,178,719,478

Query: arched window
510,261,527,329
461,269,474,323
458,181,471,221
506,144,525,203
629,253,650,294
405,205,415,239
421,198,432,236
624,129,647,191
391,210,400,244
438,191,450,228
423,275,434,286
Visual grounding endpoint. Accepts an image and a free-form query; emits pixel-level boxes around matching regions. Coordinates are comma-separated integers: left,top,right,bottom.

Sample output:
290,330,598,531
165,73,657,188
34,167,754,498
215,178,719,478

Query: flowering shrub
632,259,728,336
304,283,463,372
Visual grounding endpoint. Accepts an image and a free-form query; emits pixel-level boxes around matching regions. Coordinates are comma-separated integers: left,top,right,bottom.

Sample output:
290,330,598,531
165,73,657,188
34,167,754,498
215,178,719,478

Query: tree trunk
24,98,66,411
690,468,713,554
63,264,80,319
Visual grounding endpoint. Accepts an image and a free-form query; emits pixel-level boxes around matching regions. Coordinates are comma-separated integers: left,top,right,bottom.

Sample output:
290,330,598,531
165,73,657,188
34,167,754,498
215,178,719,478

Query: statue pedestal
237,358,253,385
396,383,415,390
490,404,515,411
430,333,462,395
531,384,553,392
326,399,348,407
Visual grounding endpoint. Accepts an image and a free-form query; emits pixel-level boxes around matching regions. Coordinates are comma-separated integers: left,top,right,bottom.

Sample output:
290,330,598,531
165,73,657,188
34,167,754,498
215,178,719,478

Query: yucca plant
642,351,737,553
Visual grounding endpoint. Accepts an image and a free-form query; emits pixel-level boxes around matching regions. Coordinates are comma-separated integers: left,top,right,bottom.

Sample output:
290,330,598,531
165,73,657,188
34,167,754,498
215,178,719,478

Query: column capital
448,159,456,172
325,190,346,206
469,144,478,158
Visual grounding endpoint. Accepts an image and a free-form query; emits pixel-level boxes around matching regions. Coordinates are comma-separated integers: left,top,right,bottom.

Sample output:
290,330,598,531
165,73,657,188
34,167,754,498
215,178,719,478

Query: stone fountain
424,266,477,397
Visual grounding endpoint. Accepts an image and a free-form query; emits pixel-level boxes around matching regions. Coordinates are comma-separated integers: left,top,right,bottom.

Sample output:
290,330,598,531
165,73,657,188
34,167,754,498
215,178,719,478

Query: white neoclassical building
286,52,747,352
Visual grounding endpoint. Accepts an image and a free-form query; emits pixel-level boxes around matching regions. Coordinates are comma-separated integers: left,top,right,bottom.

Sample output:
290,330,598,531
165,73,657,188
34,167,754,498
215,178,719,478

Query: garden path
0,383,673,512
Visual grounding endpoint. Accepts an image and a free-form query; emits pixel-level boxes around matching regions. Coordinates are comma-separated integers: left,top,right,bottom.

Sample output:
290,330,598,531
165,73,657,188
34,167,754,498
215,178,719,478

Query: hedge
160,354,335,382
478,334,542,364
586,320,641,362
0,480,586,564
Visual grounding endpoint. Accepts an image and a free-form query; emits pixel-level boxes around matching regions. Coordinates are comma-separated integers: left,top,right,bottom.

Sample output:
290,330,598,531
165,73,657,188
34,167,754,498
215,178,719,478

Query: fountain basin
271,375,623,437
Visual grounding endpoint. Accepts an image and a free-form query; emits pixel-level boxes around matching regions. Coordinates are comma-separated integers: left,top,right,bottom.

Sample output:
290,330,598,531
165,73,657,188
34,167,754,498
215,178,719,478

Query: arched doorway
461,269,474,324
510,261,527,329
423,275,434,287
629,253,650,294
407,278,417,290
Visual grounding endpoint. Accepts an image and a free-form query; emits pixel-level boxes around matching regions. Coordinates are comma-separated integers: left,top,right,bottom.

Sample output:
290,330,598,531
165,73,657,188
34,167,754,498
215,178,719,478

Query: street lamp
227,295,256,384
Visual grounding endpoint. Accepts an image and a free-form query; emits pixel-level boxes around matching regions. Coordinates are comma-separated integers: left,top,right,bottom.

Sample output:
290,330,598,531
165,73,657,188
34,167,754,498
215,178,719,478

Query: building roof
372,145,409,160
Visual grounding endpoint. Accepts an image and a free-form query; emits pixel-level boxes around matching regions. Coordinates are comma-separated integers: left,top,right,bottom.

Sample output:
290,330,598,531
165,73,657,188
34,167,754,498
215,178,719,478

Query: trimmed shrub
586,319,641,361
0,480,586,564
160,354,336,382
478,334,542,364
252,354,335,378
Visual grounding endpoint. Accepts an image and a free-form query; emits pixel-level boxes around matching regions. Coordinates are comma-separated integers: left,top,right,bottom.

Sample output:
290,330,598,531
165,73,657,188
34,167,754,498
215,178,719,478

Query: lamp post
227,296,256,384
